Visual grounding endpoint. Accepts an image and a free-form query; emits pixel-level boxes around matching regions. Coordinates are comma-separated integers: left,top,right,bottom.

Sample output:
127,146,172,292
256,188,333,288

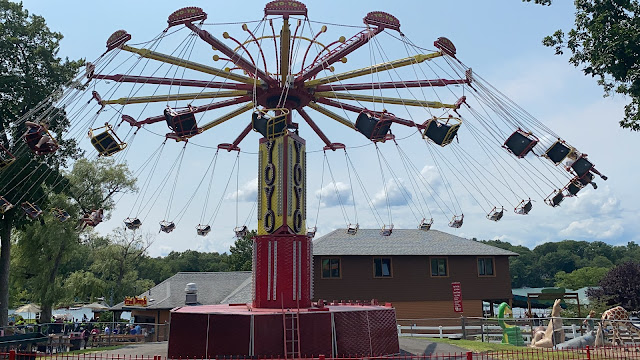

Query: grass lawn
66,345,125,354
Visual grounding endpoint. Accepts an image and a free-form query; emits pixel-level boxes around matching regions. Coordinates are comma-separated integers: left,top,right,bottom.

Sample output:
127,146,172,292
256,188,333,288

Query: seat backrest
544,141,572,164
504,130,537,158
355,112,391,141
571,157,593,178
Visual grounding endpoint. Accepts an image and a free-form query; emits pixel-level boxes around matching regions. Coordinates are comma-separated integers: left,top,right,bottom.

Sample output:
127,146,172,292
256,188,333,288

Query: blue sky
18,0,639,256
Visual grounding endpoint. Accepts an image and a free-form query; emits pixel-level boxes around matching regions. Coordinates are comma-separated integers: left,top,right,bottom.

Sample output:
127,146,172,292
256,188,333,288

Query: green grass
411,338,625,360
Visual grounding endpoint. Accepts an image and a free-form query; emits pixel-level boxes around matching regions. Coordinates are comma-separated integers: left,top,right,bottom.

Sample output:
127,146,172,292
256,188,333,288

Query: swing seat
503,129,539,158
545,190,564,207
0,196,13,213
422,116,462,146
486,207,505,222
21,202,43,219
380,224,393,236
564,177,584,197
514,199,533,215
197,224,211,236
252,109,288,139
544,139,573,165
160,221,176,233
355,111,393,142
577,172,594,187
164,108,200,138
307,226,317,238
346,223,359,235
234,225,248,238
0,144,15,170
124,217,142,230
570,156,594,178
89,124,127,156
24,131,59,155
419,218,433,231
51,208,70,222
449,214,464,228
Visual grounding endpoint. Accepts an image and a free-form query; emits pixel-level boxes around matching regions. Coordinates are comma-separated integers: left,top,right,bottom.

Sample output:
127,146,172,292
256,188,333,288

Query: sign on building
451,282,463,313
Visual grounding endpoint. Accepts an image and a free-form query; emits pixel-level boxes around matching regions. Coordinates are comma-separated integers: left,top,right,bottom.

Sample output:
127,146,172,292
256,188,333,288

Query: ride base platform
168,302,399,358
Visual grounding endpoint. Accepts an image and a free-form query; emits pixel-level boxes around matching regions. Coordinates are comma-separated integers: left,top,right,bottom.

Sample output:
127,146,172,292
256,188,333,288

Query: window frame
429,256,449,278
373,257,393,278
320,257,342,279
477,256,496,277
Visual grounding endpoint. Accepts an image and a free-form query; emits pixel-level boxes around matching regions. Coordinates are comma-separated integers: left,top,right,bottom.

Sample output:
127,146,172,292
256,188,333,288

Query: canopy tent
14,303,41,322
82,302,109,312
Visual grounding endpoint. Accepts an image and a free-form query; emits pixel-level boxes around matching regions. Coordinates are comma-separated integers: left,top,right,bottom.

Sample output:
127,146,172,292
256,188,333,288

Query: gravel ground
91,338,468,358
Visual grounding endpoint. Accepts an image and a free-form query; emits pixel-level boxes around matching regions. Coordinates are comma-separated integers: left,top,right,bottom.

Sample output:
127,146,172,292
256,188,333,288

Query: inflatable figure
531,299,565,348
498,302,525,346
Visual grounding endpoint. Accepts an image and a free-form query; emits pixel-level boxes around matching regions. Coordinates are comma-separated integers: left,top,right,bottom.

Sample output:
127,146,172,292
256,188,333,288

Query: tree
526,0,640,131
90,228,154,305
229,230,256,271
10,158,136,322
554,267,609,289
0,0,83,325
588,261,640,311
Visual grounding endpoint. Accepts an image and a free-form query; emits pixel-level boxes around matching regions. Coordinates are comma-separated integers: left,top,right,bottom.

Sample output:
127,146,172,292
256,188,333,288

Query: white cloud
225,178,258,201
420,164,443,188
315,181,353,207
371,178,412,207
559,218,624,240
562,186,621,216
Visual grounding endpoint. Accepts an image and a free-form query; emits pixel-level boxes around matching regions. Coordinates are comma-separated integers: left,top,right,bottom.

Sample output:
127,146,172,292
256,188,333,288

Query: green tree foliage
0,0,83,325
588,261,640,311
229,230,256,271
554,267,609,289
481,239,638,288
526,0,640,130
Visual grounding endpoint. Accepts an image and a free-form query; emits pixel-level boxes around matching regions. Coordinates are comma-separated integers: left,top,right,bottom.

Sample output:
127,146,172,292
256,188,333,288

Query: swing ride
0,0,609,357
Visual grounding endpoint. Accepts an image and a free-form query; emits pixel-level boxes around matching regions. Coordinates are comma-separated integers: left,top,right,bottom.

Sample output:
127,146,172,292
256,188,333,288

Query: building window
430,258,448,277
321,258,341,278
374,257,392,278
478,257,495,276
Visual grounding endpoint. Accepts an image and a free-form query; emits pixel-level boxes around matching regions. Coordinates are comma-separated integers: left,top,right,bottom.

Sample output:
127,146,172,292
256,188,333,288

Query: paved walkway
93,338,469,358
399,337,468,356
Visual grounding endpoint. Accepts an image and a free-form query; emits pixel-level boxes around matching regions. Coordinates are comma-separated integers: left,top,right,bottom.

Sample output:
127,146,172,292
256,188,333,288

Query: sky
15,0,640,257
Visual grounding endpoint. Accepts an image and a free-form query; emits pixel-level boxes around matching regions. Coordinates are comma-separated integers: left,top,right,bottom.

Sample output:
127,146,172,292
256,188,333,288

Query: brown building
312,229,517,319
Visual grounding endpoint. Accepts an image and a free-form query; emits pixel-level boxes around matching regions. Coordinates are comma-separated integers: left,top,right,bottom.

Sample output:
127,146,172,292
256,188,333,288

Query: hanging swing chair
355,110,394,142
543,139,574,165
514,199,533,215
164,106,201,139
544,189,565,207
51,208,70,222
197,224,212,236
419,218,434,231
306,226,317,238
0,196,14,213
124,217,142,230
422,115,462,147
448,214,464,228
89,123,127,157
0,144,16,170
503,129,539,158
380,224,394,236
234,225,248,238
24,123,59,155
160,220,176,233
564,177,585,197
486,206,505,222
251,108,289,139
21,202,43,219
81,209,104,227
346,223,359,235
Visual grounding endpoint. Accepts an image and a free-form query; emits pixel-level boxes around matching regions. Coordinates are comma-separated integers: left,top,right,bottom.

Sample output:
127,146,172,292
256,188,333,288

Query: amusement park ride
0,0,609,357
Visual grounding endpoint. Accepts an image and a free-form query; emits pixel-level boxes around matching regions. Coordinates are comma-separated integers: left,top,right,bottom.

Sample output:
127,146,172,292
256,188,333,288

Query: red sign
452,282,463,313
124,296,148,307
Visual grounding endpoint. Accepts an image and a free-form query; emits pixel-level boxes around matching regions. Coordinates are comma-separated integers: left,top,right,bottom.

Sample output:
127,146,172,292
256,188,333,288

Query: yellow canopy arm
305,53,442,88
121,45,260,85
307,102,355,129
200,102,255,131
314,92,456,109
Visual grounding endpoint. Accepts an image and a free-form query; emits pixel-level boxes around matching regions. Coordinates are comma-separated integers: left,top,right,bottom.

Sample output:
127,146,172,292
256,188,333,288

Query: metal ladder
283,311,301,359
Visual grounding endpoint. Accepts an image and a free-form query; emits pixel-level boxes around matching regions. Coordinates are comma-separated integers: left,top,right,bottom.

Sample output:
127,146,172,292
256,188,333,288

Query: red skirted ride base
168,303,399,359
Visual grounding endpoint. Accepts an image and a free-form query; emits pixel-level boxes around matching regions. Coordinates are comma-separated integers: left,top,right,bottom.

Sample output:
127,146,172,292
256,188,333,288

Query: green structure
498,302,525,346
